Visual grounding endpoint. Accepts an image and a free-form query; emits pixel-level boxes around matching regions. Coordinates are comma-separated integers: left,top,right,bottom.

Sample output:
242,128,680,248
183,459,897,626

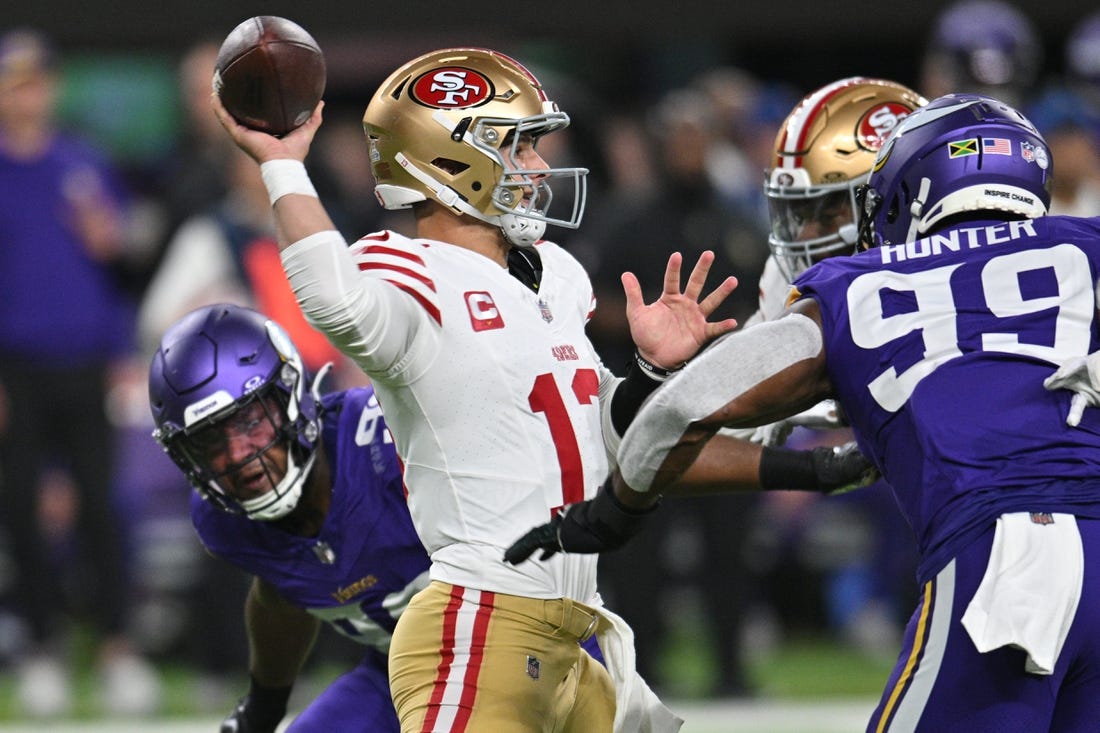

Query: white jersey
283,230,615,602
741,256,793,329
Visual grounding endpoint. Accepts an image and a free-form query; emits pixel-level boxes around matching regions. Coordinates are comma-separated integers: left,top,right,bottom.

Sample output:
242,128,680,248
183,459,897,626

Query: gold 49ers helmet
362,47,587,247
766,77,927,281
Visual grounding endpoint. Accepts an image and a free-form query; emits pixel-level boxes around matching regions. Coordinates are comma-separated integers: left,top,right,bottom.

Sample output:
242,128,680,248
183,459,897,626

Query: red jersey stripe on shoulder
358,260,436,292
384,279,442,326
364,243,427,267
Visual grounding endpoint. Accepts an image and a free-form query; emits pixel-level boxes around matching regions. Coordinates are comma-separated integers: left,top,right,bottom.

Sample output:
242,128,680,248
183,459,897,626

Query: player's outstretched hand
504,485,657,564
211,93,323,167
1043,352,1100,427
623,251,738,371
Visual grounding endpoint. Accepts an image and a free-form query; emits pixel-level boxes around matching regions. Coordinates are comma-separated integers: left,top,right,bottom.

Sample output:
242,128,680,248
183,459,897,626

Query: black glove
760,441,879,494
812,441,880,494
504,484,658,564
219,676,292,733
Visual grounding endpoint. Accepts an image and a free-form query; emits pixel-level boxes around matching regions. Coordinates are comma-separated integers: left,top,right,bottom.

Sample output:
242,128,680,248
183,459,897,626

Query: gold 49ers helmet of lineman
362,47,588,247
765,77,927,281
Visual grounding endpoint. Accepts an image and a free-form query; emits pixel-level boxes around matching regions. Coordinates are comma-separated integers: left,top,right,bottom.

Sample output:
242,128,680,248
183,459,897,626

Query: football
213,16,326,136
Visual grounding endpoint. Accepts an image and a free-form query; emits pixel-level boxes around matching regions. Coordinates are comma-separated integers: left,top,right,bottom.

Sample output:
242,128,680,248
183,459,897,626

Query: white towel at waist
593,601,684,733
961,512,1083,675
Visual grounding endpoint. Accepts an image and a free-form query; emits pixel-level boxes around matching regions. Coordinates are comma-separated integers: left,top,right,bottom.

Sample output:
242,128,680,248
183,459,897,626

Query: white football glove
1043,352,1100,427
749,420,794,447
749,400,845,447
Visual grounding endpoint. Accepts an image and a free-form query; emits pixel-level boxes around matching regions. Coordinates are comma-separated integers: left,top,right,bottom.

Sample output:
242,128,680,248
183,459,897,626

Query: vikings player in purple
148,303,431,733
510,94,1100,731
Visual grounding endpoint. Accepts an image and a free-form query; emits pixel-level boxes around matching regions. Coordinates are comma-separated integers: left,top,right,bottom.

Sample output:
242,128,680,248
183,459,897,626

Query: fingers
703,317,739,341
503,536,536,564
698,275,739,316
210,92,239,133
1068,393,1087,427
285,100,324,141
621,271,643,312
661,252,685,296
682,248,717,299
503,524,557,564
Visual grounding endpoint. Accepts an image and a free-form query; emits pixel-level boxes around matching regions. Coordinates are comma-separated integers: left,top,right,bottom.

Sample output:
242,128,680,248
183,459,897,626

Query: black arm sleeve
609,353,675,434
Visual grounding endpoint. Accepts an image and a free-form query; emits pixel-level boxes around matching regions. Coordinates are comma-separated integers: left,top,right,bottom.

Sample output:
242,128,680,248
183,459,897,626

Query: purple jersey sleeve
792,216,1100,580
191,387,430,650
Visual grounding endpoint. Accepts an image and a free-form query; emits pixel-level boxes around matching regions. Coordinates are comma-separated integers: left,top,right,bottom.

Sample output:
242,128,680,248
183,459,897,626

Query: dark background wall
7,0,1090,176
5,0,1087,93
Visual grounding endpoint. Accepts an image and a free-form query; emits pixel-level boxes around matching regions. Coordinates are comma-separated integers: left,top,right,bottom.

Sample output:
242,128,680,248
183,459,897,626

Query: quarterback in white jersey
214,46,737,733
324,229,615,601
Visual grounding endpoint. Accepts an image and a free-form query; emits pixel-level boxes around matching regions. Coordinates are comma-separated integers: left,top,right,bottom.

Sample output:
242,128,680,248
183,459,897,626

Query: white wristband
260,159,318,206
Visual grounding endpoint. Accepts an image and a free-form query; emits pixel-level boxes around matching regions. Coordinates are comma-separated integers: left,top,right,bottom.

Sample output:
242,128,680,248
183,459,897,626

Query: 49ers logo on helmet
410,67,494,109
857,103,914,151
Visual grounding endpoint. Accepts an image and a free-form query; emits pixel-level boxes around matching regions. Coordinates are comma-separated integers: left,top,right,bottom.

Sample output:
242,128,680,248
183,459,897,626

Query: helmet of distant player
362,47,588,247
857,93,1052,249
923,0,1042,106
765,77,927,281
148,304,326,520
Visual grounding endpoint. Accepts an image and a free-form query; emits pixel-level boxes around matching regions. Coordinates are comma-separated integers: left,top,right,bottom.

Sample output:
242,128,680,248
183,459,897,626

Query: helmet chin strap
906,177,934,242
499,212,546,247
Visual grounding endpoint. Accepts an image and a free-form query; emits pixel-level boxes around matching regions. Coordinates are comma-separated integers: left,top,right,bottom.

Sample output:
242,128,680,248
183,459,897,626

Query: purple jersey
191,387,430,653
794,216,1100,581
0,135,134,363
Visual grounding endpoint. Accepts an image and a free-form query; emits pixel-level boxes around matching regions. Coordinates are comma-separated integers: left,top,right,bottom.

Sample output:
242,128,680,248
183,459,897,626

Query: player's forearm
672,433,766,493
618,314,826,494
272,192,340,249
245,578,320,687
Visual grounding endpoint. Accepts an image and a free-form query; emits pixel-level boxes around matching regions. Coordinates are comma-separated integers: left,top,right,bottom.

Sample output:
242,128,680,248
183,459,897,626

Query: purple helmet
148,304,325,520
857,93,1052,248
1068,10,1100,86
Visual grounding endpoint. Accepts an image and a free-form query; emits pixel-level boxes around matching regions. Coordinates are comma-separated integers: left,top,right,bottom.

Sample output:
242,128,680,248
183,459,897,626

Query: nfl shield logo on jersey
537,299,553,323
526,655,541,680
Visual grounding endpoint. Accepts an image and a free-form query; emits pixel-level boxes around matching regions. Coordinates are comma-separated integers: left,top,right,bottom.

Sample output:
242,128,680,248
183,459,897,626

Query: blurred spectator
1067,9,1100,107
138,145,352,381
0,28,160,717
309,108,403,239
919,0,1042,108
693,67,799,229
1025,87,1100,217
151,39,236,263
579,84,770,698
581,85,769,369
